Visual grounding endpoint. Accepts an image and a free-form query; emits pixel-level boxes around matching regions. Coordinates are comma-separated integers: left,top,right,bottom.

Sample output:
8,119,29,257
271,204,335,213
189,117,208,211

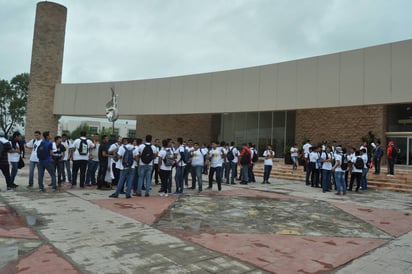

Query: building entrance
386,135,412,166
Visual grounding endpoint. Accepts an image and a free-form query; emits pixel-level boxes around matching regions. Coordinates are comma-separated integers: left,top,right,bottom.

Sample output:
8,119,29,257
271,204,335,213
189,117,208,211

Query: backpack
391,146,398,158
180,148,191,164
140,144,154,164
227,147,235,162
252,149,259,163
163,148,175,167
340,154,348,171
240,149,251,165
0,141,3,157
122,145,135,168
354,157,364,169
36,141,49,161
78,139,89,156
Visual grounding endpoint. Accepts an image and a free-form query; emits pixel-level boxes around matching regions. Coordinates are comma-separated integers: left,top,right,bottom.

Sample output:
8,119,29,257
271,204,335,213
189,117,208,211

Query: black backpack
227,147,235,162
240,150,251,165
252,149,259,163
163,148,175,167
140,144,154,164
122,145,135,168
354,157,364,169
36,141,49,160
78,139,89,156
340,154,348,171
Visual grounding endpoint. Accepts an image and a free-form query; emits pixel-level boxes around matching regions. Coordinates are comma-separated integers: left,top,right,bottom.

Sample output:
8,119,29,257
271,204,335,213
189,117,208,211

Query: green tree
0,73,29,136
70,123,91,140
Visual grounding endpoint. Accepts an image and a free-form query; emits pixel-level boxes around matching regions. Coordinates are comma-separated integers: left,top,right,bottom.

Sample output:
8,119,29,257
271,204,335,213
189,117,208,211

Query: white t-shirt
263,150,275,166
8,141,20,162
209,147,224,168
334,154,343,172
158,148,173,171
321,151,333,170
61,140,71,160
117,144,138,170
71,137,94,161
191,148,204,167
290,146,299,157
303,142,312,157
26,138,43,162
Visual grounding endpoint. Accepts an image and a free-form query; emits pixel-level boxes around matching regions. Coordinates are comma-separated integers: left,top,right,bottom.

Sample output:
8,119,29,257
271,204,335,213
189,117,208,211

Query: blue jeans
241,165,249,183
175,166,184,193
335,171,346,193
28,161,39,186
321,169,332,192
137,164,152,194
85,160,99,185
114,168,135,196
191,165,203,191
63,160,72,182
10,161,18,185
225,162,237,183
263,165,272,182
361,168,369,190
38,161,57,189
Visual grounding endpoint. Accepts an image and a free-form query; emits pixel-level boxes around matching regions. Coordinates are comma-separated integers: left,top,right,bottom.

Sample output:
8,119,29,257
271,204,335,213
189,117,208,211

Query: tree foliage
0,73,29,135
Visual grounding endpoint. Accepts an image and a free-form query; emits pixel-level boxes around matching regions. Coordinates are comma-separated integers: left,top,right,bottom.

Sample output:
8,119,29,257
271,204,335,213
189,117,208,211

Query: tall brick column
26,2,67,136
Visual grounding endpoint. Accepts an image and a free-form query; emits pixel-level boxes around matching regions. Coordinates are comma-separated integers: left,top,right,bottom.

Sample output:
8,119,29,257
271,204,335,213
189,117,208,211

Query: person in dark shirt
97,135,110,189
0,130,13,191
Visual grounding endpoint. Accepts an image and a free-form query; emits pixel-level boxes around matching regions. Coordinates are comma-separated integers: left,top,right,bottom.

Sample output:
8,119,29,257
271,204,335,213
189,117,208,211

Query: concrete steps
251,160,412,193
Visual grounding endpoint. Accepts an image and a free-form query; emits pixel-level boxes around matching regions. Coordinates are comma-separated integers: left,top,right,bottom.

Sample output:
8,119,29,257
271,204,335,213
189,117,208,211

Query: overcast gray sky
1,0,412,84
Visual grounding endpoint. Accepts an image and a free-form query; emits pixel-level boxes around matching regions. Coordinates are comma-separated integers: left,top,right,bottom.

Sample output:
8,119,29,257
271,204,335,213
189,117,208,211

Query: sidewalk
1,167,412,273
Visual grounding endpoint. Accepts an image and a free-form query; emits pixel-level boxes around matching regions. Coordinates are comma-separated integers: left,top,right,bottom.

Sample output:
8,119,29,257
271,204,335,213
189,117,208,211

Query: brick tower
25,2,67,136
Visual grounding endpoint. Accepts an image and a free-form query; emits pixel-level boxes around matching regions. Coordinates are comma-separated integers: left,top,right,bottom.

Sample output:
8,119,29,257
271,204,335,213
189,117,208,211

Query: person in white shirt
332,146,346,195
190,142,205,192
109,138,138,198
302,139,312,172
225,141,239,185
320,146,333,193
136,134,158,197
262,145,275,184
174,137,186,194
84,133,100,186
61,133,72,183
207,141,225,191
8,131,22,187
360,148,369,190
308,146,320,187
108,135,122,187
151,138,161,185
25,130,43,188
157,139,173,196
70,131,94,188
349,150,363,192
290,143,299,170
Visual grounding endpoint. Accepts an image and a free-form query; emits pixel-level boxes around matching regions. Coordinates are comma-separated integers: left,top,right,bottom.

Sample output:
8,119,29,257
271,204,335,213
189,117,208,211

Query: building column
25,2,67,136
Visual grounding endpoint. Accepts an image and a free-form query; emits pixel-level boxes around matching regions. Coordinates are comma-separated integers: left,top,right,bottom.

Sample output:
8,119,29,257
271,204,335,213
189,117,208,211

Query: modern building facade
25,3,412,166
52,39,412,165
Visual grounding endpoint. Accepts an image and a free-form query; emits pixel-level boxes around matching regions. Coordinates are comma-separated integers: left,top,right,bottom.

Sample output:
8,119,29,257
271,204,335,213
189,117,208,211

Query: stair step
248,160,412,193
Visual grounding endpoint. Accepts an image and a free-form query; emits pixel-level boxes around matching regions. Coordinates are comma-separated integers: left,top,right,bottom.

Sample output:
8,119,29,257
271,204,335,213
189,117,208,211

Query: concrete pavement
1,166,412,273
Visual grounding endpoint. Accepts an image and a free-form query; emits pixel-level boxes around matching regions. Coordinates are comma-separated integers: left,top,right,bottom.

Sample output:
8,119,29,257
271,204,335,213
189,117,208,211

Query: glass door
387,137,411,165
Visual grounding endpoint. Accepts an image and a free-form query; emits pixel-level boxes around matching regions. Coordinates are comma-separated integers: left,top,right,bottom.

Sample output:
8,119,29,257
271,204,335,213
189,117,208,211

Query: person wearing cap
387,141,396,176
332,146,346,195
0,130,14,191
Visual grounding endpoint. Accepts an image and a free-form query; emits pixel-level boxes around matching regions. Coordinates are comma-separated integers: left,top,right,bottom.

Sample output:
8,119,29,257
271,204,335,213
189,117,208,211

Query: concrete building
26,2,412,166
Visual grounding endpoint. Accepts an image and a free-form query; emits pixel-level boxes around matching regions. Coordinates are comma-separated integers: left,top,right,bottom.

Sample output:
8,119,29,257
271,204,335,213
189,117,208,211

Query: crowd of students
300,139,398,195
1,129,279,196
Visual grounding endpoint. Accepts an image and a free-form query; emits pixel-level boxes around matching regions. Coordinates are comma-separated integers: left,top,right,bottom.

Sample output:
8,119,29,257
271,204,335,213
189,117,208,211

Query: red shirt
239,147,252,166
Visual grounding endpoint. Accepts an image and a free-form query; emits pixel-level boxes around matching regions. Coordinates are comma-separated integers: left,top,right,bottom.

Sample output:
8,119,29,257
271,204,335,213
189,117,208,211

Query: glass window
387,104,412,132
128,129,136,138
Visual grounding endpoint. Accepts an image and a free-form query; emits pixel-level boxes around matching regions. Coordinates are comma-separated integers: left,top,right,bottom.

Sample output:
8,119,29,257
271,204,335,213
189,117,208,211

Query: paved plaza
1,167,412,273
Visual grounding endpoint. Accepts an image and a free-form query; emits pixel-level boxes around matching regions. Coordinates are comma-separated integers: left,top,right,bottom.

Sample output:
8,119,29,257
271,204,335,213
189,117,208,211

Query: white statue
105,87,119,122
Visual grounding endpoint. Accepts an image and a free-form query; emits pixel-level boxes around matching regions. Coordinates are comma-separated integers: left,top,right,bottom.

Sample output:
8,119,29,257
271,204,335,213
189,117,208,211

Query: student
0,130,13,191
37,131,57,192
158,139,173,197
25,130,42,188
262,145,275,184
207,141,225,191
136,134,158,197
70,131,94,188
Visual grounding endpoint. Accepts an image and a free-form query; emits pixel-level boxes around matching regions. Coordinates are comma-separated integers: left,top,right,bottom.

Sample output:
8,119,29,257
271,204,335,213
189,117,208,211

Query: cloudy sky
1,0,412,84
